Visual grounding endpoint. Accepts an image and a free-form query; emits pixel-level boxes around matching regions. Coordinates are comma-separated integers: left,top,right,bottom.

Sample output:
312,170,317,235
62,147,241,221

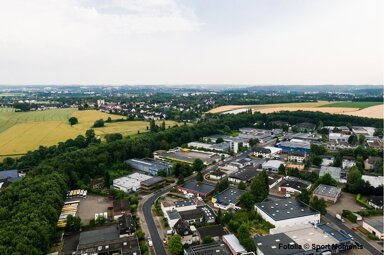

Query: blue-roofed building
277,139,311,153
0,170,20,189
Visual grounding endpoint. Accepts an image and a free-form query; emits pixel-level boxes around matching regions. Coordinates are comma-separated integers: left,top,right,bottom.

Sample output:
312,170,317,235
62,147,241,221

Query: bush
342,210,357,223
368,233,380,240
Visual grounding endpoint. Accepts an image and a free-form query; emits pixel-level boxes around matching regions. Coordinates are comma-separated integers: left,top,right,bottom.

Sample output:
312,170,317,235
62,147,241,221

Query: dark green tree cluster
68,117,78,126
105,133,123,143
93,119,105,128
239,170,269,209
0,172,67,254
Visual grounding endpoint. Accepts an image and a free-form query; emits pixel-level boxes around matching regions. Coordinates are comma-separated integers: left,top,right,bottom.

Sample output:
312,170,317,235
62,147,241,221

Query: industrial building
368,196,383,209
262,160,285,172
213,187,245,211
184,241,231,255
177,181,215,198
254,146,282,159
187,141,231,152
362,175,384,188
255,223,353,255
75,225,141,255
319,166,342,182
363,217,384,240
277,139,311,153
112,173,152,193
255,199,320,229
278,177,311,194
222,234,247,255
154,148,222,165
140,176,165,190
228,166,260,183
312,184,341,204
197,225,227,242
125,158,172,176
329,133,350,143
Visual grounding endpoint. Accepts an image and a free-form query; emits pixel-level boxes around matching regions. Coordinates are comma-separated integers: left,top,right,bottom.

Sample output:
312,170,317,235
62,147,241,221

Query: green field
321,101,383,109
0,108,177,157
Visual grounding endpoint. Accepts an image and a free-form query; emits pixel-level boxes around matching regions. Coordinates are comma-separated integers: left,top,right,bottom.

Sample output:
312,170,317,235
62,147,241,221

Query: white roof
362,175,384,188
113,173,152,189
223,234,246,253
262,160,285,169
264,146,282,154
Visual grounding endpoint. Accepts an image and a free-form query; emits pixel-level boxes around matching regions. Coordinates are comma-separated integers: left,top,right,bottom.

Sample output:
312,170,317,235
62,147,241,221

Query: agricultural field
0,108,177,157
208,101,383,119
321,101,383,109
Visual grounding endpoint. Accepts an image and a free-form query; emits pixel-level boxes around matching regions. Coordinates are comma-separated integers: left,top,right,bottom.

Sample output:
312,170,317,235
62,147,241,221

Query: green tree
192,159,204,172
316,173,338,187
216,137,224,143
202,235,214,243
310,196,327,215
278,164,286,175
105,133,123,143
93,119,105,128
348,134,358,145
177,175,184,185
69,117,78,126
347,166,363,193
161,120,166,131
238,181,246,190
358,134,366,145
239,192,255,210
168,234,183,255
104,171,111,188
250,170,269,203
312,156,323,166
215,179,229,192
196,171,204,182
298,188,310,204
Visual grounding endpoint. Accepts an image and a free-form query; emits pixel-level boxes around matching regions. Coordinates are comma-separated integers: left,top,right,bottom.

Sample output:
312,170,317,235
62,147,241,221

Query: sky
0,0,382,85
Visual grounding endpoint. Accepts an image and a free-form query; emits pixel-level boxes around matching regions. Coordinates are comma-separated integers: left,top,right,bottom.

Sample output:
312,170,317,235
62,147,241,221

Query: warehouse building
125,158,172,176
140,176,165,190
312,184,341,204
228,166,260,184
112,173,152,193
255,199,320,229
213,187,245,211
277,139,311,153
262,160,285,172
278,177,311,194
177,181,215,198
319,166,342,182
363,217,384,240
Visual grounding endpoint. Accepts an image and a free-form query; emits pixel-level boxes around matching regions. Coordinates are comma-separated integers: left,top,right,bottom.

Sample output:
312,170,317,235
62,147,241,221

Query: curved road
141,150,251,255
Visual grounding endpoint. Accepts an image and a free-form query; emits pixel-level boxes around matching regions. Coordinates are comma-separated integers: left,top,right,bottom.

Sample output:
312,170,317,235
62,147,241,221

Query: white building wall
255,206,320,230
363,221,384,240
175,205,197,212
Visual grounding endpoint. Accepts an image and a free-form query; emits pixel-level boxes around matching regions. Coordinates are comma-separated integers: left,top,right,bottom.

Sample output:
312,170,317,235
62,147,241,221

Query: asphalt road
324,213,382,255
141,150,252,254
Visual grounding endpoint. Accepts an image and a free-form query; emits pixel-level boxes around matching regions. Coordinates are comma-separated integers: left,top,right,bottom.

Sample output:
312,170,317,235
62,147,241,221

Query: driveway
327,192,362,216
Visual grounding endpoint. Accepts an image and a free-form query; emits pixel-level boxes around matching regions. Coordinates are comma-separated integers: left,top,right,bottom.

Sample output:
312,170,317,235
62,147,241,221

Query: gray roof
197,225,227,239
166,210,181,220
279,141,311,150
279,179,310,191
125,158,171,169
184,242,231,255
317,223,352,242
76,236,141,255
0,169,19,182
254,233,304,255
179,208,204,221
255,198,319,221
140,176,165,187
198,205,216,222
364,217,384,233
180,181,215,195
368,196,383,207
313,184,341,198
175,199,196,208
217,188,245,206
229,166,259,181
78,225,119,246
319,166,341,180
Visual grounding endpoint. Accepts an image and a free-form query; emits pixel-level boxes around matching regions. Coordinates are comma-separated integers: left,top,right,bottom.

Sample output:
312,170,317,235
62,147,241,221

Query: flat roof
317,223,352,242
364,217,384,233
197,225,227,239
159,149,220,164
279,140,311,150
179,208,204,221
218,188,245,206
0,169,19,182
362,175,384,188
140,176,165,187
198,205,216,222
319,166,341,180
313,184,341,198
78,225,119,246
77,235,141,255
125,158,171,169
262,160,285,169
185,242,231,255
175,199,196,208
255,233,304,255
180,181,215,195
256,199,319,221
229,166,259,181
166,210,181,220
279,179,310,191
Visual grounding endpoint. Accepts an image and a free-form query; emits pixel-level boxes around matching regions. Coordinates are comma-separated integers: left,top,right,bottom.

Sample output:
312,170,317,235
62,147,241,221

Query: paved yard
327,192,362,216
67,194,112,224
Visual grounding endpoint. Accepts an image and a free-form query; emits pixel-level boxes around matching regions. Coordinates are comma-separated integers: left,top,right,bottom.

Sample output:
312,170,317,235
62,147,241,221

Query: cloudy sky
0,0,382,85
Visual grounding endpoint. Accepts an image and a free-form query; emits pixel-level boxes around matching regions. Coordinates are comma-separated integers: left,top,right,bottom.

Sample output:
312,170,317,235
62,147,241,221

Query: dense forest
0,111,382,254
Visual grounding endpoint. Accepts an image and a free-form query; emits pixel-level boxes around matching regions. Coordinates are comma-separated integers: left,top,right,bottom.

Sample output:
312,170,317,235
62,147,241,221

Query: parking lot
67,194,112,224
327,192,362,216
